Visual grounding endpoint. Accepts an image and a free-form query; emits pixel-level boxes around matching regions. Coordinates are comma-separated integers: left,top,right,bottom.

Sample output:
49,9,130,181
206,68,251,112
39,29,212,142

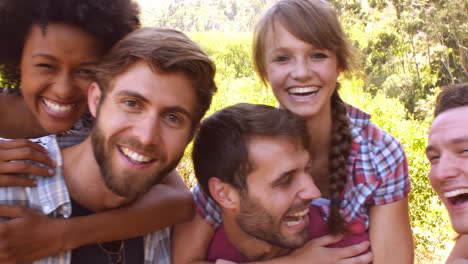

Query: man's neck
222,212,289,261
62,137,132,212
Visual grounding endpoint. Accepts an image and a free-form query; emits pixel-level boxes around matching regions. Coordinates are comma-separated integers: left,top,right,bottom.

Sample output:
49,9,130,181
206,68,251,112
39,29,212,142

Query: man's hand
288,235,372,264
0,139,56,187
0,205,65,263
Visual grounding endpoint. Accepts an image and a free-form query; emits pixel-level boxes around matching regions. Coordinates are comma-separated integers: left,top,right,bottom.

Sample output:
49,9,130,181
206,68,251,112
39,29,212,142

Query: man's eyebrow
114,90,193,119
426,136,468,153
115,90,149,104
451,137,468,144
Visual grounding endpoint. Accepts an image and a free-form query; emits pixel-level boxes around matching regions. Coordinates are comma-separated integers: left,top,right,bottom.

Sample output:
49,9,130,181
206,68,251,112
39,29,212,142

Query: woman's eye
273,56,289,62
311,53,328,59
77,69,96,76
36,63,53,69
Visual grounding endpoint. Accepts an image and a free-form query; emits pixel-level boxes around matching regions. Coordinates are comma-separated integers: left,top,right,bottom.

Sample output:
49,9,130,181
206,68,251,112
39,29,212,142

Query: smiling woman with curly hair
0,0,140,136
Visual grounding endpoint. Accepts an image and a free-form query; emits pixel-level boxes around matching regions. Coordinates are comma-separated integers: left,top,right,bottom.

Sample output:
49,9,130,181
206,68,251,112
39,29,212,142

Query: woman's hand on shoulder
0,139,56,187
0,204,66,263
286,235,372,264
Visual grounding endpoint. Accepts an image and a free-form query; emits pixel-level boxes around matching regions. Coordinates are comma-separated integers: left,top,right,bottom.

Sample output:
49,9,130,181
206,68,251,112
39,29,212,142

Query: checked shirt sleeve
369,131,411,206
192,184,223,228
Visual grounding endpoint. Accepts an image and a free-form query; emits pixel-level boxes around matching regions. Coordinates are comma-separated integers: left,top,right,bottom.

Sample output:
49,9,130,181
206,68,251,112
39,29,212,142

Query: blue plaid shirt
0,135,171,264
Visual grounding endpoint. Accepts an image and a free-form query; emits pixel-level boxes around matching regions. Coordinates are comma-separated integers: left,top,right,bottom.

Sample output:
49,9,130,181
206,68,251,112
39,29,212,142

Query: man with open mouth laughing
0,27,216,264
172,103,371,263
426,83,468,264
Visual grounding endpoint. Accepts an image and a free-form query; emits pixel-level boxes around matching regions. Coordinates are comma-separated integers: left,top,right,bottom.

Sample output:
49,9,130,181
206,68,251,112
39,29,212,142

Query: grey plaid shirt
0,135,171,264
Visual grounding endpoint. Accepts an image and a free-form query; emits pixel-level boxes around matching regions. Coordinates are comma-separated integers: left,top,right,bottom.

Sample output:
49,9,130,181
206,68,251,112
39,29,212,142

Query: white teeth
284,207,309,227
289,86,319,94
43,98,75,113
285,219,302,227
121,147,152,163
444,188,468,198
292,207,309,217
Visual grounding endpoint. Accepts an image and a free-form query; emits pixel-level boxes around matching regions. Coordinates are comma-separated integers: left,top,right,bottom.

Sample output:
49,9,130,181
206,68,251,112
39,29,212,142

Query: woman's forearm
369,198,414,264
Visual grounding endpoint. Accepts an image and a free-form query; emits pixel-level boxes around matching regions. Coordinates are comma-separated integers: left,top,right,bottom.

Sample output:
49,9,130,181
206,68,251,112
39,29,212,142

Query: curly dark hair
0,0,140,88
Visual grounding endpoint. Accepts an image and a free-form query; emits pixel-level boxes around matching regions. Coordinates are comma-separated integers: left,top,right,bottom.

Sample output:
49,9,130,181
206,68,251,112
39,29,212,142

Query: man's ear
208,177,240,211
88,82,102,118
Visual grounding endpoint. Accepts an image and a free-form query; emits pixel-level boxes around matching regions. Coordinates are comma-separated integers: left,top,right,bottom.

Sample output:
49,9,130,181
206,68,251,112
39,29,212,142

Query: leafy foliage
329,0,467,116
139,0,275,32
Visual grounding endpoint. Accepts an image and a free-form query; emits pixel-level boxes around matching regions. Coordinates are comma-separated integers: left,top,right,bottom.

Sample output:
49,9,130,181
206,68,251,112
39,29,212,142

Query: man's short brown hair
96,27,217,125
434,83,468,117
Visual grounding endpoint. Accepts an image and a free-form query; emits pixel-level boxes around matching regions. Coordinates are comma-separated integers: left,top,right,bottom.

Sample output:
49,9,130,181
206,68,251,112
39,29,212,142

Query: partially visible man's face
235,136,321,249
426,106,468,234
89,61,196,199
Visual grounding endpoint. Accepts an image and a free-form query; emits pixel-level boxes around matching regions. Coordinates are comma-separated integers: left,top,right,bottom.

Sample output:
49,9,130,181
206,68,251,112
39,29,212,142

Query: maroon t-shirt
206,205,369,262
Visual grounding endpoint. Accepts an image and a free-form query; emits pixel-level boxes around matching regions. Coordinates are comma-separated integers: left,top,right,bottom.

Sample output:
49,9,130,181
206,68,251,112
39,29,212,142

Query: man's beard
236,194,309,249
90,124,182,199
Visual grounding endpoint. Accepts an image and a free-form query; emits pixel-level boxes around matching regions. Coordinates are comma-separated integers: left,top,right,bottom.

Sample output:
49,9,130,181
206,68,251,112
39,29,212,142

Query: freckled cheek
266,66,284,81
268,76,287,96
320,70,338,84
271,87,283,101
274,70,289,83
